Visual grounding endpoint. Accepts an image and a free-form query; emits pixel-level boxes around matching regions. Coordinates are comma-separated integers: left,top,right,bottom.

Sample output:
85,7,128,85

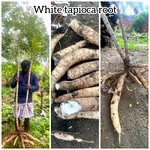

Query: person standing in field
11,60,39,132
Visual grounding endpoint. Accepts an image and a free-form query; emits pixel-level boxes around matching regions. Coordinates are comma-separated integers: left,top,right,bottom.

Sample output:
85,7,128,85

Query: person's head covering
21,60,30,68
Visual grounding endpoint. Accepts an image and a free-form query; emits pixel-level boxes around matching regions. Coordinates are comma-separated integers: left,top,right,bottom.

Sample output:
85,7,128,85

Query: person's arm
30,73,39,92
10,72,18,88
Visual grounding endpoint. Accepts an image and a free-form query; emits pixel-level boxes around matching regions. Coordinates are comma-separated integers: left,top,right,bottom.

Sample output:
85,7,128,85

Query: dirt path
101,47,148,148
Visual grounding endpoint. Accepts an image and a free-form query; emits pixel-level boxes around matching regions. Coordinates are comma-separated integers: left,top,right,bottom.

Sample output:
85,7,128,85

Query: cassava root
69,19,99,46
51,48,99,100
51,33,65,55
67,60,99,79
110,73,127,144
56,110,99,120
53,40,87,63
55,86,99,102
55,71,99,91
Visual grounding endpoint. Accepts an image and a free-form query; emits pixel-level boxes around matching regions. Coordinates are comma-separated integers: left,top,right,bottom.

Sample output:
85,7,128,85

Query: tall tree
2,2,49,63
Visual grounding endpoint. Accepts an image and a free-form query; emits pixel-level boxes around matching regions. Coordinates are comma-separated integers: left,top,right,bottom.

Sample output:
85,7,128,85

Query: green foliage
2,2,49,63
131,11,148,33
115,27,148,50
2,62,17,86
2,86,14,98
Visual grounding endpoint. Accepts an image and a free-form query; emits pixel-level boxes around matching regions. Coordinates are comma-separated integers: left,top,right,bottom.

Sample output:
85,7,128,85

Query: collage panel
101,1,148,148
1,1,50,148
1,0,149,149
51,1,99,149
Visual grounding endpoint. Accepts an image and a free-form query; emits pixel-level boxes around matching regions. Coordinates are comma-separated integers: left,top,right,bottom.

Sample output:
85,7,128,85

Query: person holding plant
11,60,39,132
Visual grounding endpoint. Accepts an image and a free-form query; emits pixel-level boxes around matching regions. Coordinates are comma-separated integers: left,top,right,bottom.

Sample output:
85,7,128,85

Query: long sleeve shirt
11,71,39,103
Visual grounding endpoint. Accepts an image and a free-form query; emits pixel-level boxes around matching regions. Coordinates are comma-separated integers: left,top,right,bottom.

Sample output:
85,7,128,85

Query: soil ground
51,1,99,148
101,47,148,148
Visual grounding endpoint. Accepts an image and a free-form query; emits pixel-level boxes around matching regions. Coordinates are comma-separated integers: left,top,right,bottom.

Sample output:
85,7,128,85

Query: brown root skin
56,97,99,112
2,131,40,148
52,132,94,143
55,86,99,102
129,71,142,85
131,64,148,68
101,67,124,85
133,69,148,90
69,19,99,46
20,135,25,148
51,33,65,55
2,135,17,148
55,71,99,91
53,40,87,63
56,109,99,120
67,60,99,79
23,132,40,143
51,48,99,94
110,73,127,144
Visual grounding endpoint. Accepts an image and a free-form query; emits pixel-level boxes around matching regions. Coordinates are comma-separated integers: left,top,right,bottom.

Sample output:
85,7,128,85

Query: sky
28,1,51,35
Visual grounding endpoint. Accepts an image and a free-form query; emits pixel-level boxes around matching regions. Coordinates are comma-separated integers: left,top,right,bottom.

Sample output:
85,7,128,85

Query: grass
2,88,50,148
115,28,148,51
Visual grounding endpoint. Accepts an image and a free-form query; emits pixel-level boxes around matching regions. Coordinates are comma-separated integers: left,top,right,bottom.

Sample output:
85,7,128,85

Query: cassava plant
101,2,148,145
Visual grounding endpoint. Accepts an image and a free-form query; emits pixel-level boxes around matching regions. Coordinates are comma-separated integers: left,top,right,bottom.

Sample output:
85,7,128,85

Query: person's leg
24,118,29,132
15,118,20,131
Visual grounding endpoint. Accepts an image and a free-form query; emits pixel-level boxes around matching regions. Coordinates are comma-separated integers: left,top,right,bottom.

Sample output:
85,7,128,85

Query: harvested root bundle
51,48,99,93
51,33,65,55
2,131,40,148
55,86,99,102
56,110,99,120
55,97,99,116
68,60,99,79
69,19,99,46
53,40,87,63
55,71,99,91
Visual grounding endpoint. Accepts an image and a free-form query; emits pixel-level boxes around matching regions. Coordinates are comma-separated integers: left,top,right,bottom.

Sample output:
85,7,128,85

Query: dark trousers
15,118,29,132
